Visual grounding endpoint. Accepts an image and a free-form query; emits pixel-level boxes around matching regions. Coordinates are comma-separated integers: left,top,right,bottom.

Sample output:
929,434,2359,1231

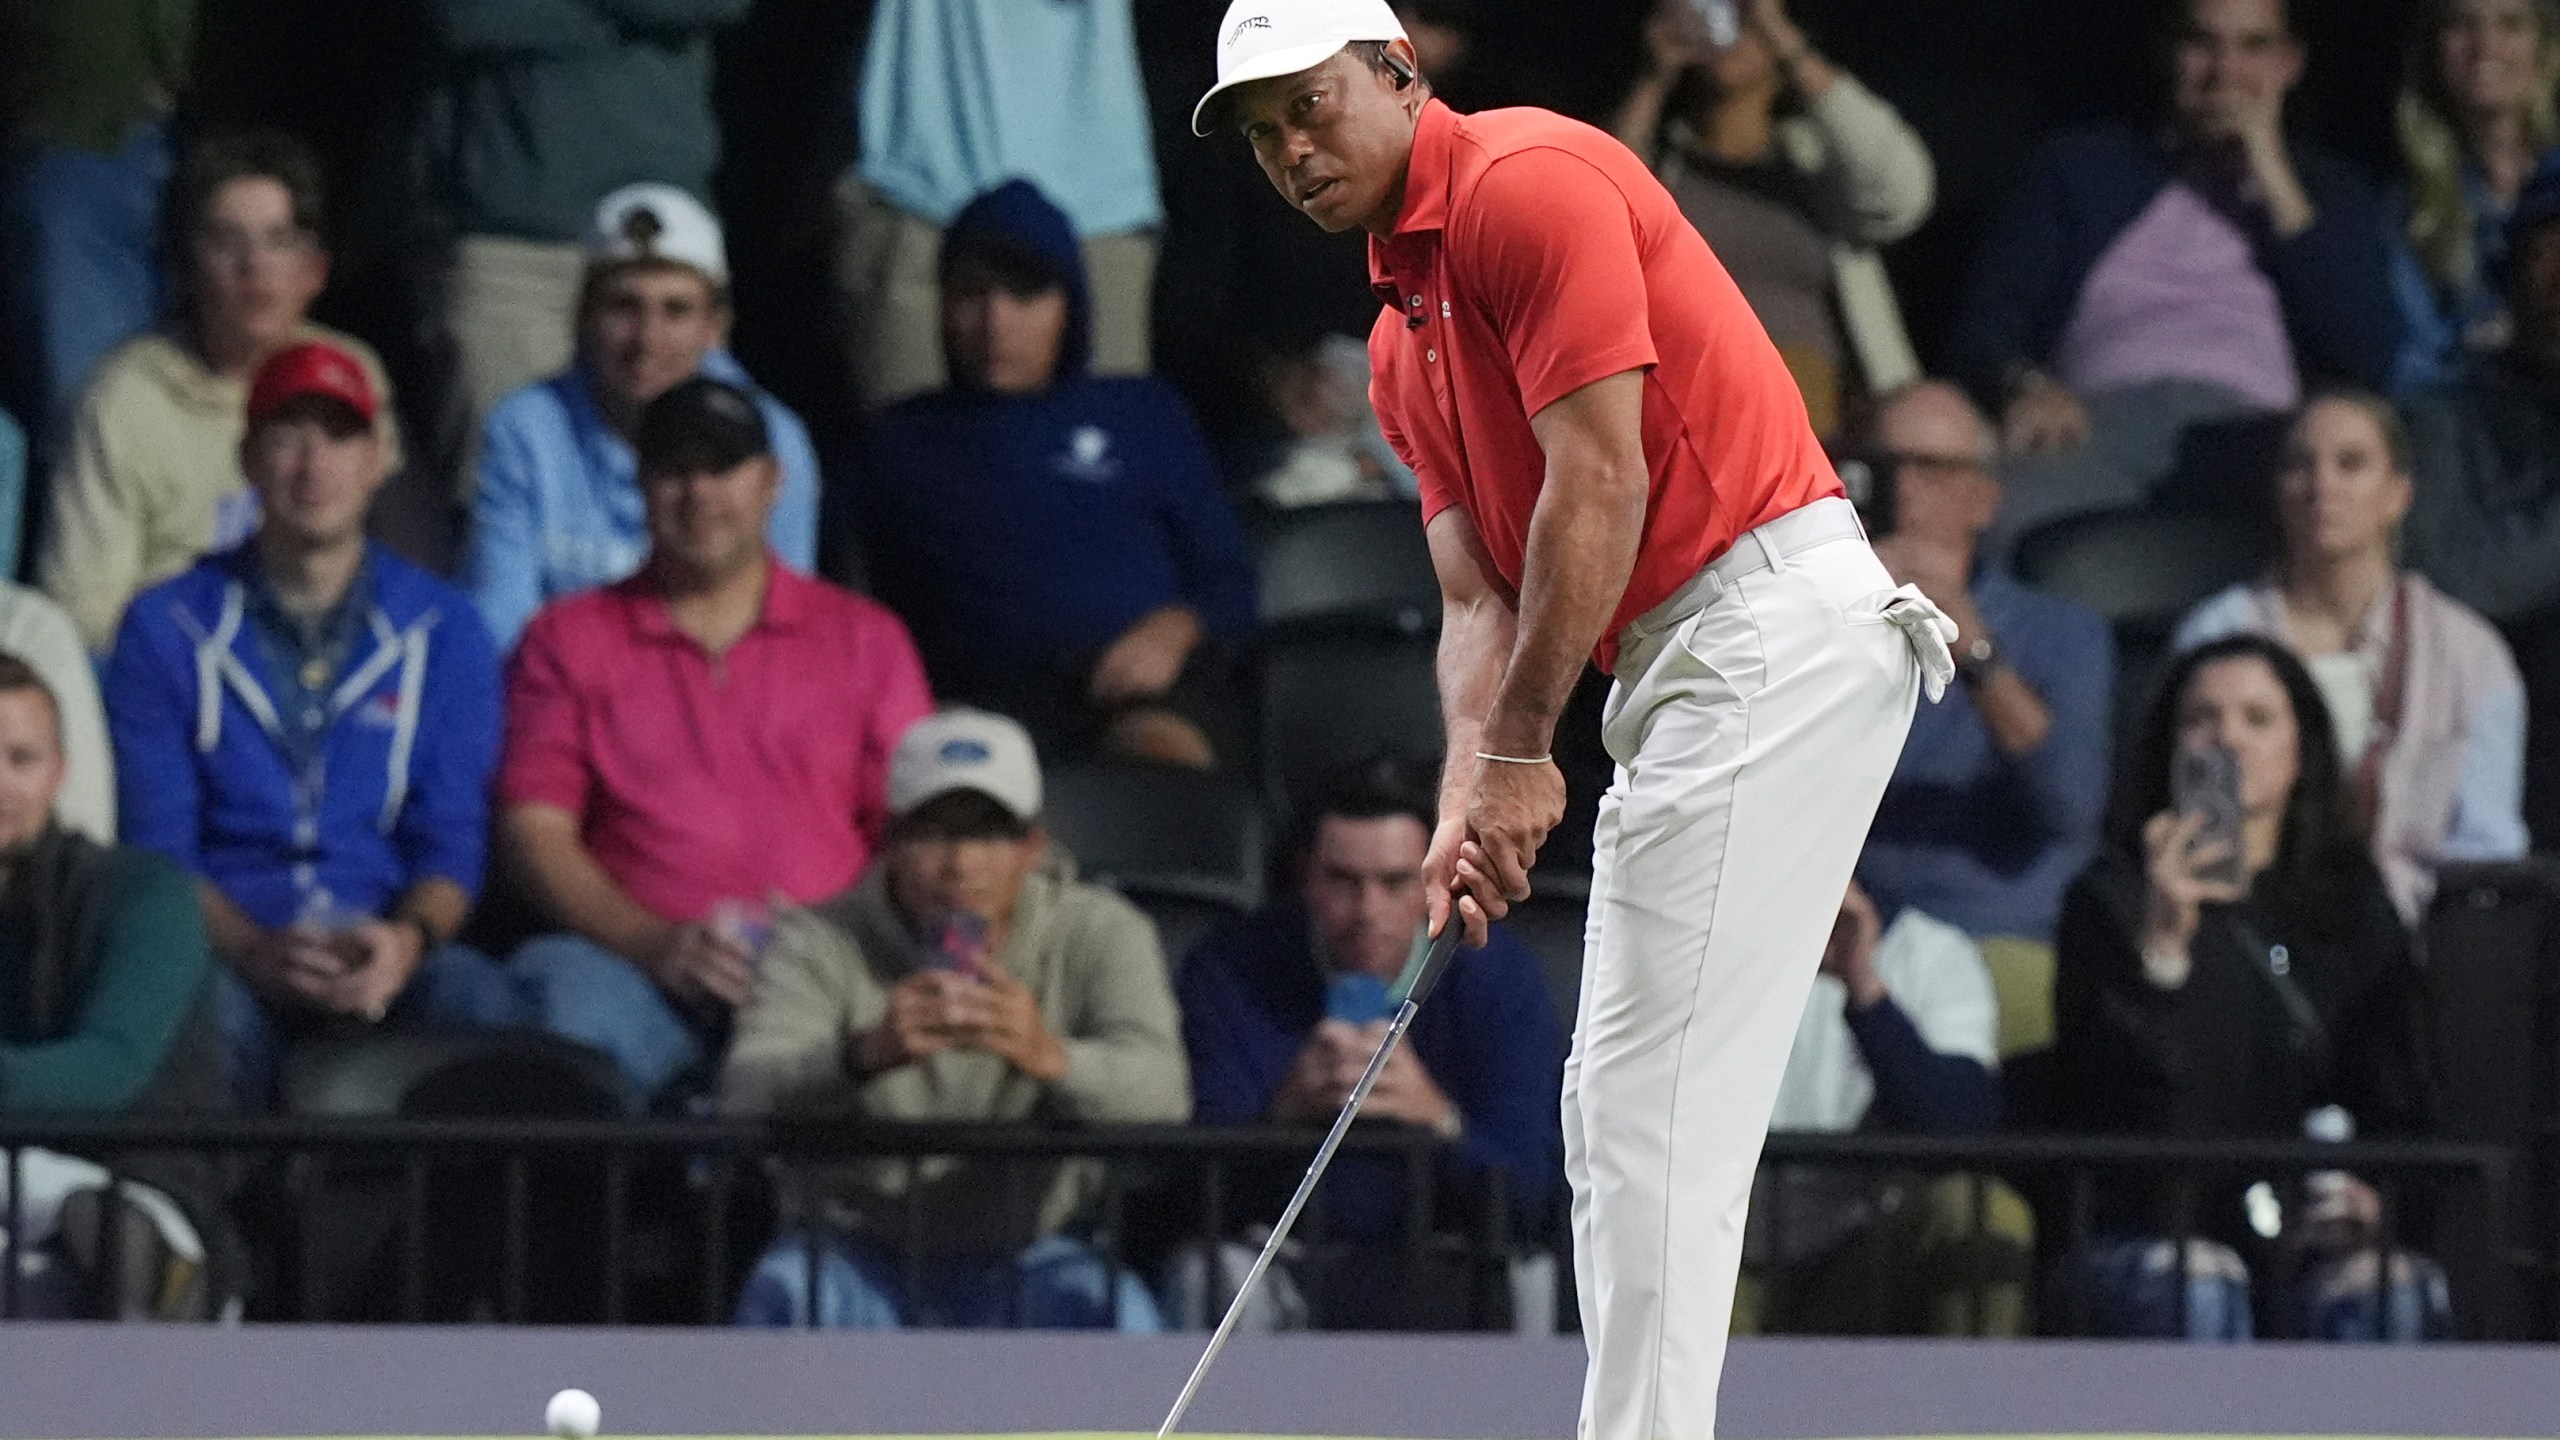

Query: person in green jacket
0,649,229,1318
720,708,1189,1330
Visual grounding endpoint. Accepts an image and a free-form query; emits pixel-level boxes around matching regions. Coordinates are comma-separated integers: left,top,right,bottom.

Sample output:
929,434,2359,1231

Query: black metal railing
1756,1131,2522,1340
0,1117,1486,1328
0,1118,2526,1338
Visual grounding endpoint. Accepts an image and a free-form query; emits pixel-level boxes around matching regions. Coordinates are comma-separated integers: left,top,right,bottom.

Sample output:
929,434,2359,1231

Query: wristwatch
1955,634,2004,685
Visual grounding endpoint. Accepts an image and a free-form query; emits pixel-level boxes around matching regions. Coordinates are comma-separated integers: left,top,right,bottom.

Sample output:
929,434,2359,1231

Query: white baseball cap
889,709,1044,824
1191,0,1410,137
586,183,729,286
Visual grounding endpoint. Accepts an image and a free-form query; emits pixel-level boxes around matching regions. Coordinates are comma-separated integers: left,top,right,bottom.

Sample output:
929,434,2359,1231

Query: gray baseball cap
889,709,1044,823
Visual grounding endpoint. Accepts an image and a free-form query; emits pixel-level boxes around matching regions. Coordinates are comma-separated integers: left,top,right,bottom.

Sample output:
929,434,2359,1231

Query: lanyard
2353,578,2412,835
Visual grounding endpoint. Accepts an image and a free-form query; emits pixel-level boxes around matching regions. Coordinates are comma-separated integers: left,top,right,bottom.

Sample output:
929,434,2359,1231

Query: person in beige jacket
35,129,399,652
1611,0,1935,436
722,708,1188,1330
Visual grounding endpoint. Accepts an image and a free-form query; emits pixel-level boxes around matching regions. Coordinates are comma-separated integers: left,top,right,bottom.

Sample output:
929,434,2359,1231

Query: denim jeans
2073,1236,2450,1342
508,934,710,1107
734,1230,1164,1331
215,943,529,1111
4,123,171,462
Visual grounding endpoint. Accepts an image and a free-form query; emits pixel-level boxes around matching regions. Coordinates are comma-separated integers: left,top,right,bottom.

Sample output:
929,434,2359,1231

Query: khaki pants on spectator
1978,936,2056,1058
834,172,1154,410
446,234,584,494
1735,1173,2034,1337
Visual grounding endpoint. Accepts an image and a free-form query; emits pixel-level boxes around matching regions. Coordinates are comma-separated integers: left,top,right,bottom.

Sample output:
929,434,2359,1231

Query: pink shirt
2053,182,2301,411
500,562,933,924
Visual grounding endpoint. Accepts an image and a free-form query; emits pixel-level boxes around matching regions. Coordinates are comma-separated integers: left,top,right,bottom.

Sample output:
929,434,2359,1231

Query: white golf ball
545,1388,601,1439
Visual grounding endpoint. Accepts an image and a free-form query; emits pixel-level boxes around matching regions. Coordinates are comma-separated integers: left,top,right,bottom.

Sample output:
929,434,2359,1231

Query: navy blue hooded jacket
859,179,1256,676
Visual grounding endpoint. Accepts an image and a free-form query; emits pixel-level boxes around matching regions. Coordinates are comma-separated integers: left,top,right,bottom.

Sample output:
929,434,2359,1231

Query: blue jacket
1946,125,2405,403
1178,903,1565,1240
859,180,1255,667
462,349,820,651
105,545,503,930
1860,570,2116,943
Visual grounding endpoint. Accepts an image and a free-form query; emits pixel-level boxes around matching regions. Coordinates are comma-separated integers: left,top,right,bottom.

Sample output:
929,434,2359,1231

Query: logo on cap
1228,13,1272,44
621,207,666,254
939,739,993,767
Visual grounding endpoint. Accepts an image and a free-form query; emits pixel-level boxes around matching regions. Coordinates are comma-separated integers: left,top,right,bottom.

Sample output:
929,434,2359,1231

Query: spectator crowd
0,0,2554,1343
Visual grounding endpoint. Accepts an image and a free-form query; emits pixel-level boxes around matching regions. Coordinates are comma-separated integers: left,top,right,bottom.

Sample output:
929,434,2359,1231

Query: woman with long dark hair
2053,635,2441,1340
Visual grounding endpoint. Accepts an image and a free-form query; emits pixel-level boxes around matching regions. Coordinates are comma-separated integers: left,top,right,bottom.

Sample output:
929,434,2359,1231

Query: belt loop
1754,522,1786,573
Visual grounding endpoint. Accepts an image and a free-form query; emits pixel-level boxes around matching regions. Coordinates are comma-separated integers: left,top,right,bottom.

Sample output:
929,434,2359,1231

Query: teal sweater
424,0,751,243
0,847,212,1113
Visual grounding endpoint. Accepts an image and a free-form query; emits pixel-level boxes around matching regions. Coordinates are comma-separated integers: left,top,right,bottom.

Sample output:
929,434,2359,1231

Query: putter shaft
1157,923,1467,1438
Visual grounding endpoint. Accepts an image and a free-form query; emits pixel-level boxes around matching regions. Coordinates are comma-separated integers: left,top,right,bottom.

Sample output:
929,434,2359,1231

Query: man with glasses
37,130,400,653
1854,380,2116,1057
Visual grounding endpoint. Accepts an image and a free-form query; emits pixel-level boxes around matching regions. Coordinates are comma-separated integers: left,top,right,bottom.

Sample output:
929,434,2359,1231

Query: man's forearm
505,808,672,963
1481,461,1646,757
1436,589,1518,812
1971,667,2054,757
197,882,265,967
388,878,472,949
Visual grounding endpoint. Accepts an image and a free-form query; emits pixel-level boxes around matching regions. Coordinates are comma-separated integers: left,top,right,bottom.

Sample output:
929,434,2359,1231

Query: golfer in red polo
1198,4,1957,1435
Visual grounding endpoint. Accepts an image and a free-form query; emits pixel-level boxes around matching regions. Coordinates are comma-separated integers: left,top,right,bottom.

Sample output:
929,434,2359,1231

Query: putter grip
1397,924,1467,1009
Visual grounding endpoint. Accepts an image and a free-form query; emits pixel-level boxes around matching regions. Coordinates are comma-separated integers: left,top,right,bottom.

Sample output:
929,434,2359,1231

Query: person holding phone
1174,756,1565,1329
720,709,1188,1330
1607,0,1936,434
2175,391,2527,922
2052,634,2440,1340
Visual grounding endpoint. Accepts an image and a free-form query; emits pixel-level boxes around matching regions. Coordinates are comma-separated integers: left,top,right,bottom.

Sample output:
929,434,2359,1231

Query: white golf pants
1565,499,1948,1440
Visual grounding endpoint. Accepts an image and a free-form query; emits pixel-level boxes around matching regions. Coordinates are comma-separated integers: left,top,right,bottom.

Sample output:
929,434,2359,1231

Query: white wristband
1475,751,1552,766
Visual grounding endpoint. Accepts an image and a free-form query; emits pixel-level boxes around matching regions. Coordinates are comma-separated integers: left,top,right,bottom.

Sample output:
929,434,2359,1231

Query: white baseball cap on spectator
890,709,1044,824
1191,0,1410,136
585,183,729,287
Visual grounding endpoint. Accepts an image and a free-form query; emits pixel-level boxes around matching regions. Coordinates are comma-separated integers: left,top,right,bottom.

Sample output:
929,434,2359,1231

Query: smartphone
1686,0,1743,47
927,910,990,982
2172,741,2247,889
1325,973,1395,1026
708,898,776,965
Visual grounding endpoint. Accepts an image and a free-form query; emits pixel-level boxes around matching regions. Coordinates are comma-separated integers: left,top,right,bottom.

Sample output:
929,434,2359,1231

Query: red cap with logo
246,340,380,430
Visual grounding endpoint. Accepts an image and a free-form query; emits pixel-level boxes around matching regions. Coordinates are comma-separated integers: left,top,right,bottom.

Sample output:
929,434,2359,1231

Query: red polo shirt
499,561,934,925
1368,100,1842,671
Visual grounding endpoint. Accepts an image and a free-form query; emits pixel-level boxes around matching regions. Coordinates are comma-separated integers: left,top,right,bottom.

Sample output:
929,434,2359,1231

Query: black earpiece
1386,54,1416,88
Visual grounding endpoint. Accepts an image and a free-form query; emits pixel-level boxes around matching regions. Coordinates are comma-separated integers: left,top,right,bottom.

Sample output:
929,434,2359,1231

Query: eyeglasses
1878,450,1992,480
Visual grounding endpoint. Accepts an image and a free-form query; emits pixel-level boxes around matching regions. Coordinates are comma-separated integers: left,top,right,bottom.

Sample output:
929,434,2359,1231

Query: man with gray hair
1853,380,2116,1055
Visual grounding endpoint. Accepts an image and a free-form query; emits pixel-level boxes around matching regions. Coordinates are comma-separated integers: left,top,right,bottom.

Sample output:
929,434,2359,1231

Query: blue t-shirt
855,0,1161,236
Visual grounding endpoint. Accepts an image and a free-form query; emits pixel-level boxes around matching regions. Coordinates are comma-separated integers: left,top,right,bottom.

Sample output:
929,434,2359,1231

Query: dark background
132,0,2425,451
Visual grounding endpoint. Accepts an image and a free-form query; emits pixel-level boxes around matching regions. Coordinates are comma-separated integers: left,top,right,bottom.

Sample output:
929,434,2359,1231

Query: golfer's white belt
1614,495,1869,666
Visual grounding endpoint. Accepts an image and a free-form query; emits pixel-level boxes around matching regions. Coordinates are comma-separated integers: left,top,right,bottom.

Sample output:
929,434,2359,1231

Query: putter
1157,920,1471,1439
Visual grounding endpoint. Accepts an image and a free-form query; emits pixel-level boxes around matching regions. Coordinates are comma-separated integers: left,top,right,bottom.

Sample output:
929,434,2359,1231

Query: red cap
246,341,380,430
